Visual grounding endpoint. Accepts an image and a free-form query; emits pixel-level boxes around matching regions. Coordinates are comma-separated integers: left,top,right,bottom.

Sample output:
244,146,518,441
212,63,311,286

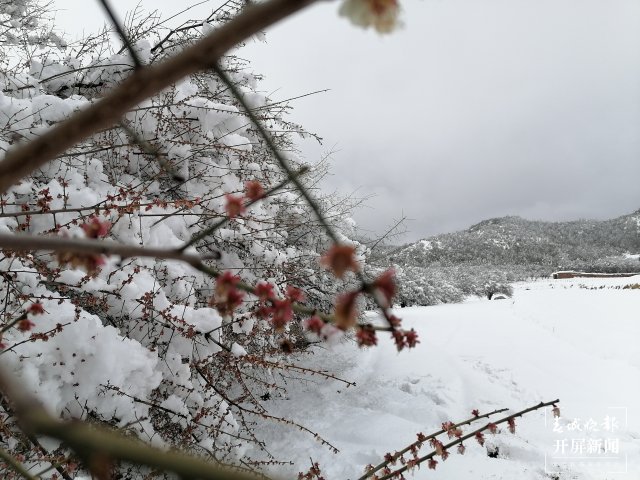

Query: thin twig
195,366,340,454
0,445,38,480
251,89,330,111
118,120,185,182
97,0,142,68
366,215,407,253
178,166,309,252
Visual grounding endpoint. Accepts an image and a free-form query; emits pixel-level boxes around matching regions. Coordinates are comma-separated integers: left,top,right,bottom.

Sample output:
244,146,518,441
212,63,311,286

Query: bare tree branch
378,399,561,480
357,406,509,480
0,233,220,266
0,365,262,480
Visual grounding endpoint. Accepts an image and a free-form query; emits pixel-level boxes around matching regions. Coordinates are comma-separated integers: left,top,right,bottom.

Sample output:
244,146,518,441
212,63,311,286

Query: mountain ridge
390,209,640,271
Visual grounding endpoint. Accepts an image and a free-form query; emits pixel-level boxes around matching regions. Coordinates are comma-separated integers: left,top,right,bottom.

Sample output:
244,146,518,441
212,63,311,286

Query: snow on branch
0,0,318,194
0,364,262,480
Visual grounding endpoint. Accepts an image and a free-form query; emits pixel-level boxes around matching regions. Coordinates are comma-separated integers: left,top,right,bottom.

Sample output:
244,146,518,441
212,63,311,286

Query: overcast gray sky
54,0,640,242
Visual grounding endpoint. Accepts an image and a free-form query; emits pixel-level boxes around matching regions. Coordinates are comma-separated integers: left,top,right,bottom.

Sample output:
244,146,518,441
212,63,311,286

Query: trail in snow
252,277,640,480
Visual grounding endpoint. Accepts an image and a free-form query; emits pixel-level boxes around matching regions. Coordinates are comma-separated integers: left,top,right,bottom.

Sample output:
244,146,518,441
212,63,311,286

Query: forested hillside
375,211,640,306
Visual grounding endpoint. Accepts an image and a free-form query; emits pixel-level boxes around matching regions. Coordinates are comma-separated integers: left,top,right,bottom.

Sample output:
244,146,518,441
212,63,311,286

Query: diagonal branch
212,63,401,332
0,0,319,195
0,233,220,266
358,406,509,480
178,166,309,252
379,399,560,480
0,364,261,480
212,64,341,246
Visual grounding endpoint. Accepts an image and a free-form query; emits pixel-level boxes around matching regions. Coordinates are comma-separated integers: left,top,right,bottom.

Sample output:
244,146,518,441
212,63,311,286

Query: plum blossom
81,217,111,238
27,302,45,315
225,193,246,218
245,180,265,201
507,417,516,434
372,268,396,307
356,324,377,347
17,317,35,332
303,316,325,335
254,282,275,301
334,291,360,330
338,0,402,34
212,271,245,316
321,244,359,278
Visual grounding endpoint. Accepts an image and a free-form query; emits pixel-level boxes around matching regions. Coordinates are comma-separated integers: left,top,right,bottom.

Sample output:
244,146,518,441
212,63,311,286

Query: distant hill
388,210,640,272
370,210,640,307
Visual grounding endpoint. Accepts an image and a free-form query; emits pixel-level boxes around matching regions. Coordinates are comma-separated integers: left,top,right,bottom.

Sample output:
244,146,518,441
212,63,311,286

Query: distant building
551,271,638,279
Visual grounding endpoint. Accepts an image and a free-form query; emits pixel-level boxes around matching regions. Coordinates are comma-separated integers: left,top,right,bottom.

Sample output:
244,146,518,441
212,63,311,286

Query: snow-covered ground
254,277,640,479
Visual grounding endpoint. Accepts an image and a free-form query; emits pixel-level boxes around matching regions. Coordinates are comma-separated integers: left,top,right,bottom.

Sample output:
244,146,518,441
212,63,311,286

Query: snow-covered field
254,277,640,479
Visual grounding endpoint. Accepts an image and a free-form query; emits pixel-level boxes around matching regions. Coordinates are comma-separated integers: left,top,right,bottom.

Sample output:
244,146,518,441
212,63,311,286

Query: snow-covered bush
384,265,516,307
0,1,395,476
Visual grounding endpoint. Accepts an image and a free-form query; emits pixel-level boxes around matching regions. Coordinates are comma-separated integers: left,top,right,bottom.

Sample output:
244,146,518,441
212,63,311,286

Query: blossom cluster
211,190,420,352
224,180,266,219
320,243,419,350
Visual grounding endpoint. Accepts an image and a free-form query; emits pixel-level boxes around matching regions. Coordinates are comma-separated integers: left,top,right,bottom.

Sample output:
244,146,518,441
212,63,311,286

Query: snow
231,342,248,356
419,240,433,250
252,277,640,479
3,295,162,425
